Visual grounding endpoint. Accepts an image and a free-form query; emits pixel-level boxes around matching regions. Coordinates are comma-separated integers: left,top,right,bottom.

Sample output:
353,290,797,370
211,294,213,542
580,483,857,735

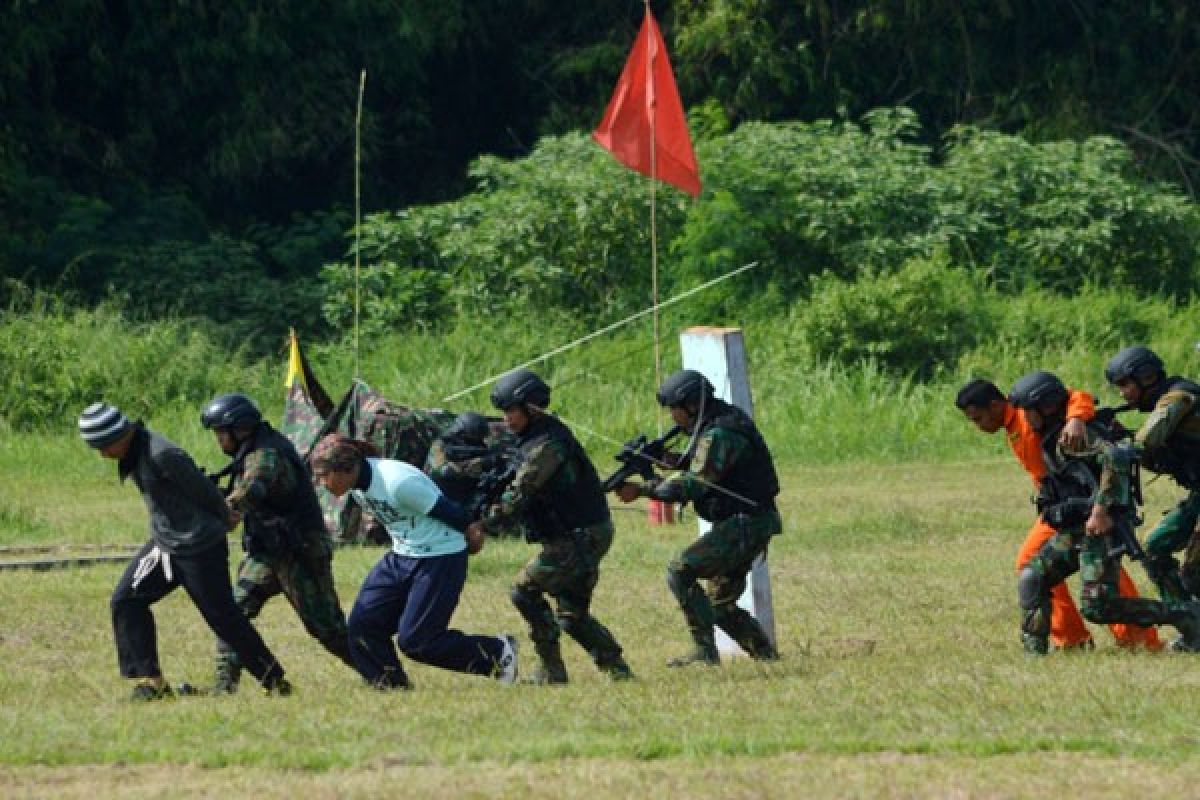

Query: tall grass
5,284,1199,471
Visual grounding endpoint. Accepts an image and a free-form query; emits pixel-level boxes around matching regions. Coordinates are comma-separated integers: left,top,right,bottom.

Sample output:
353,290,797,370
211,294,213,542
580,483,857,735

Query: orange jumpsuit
1007,391,1160,649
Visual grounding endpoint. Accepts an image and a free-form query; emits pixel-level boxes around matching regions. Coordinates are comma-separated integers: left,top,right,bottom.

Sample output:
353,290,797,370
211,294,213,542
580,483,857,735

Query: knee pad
1016,565,1045,612
666,563,698,603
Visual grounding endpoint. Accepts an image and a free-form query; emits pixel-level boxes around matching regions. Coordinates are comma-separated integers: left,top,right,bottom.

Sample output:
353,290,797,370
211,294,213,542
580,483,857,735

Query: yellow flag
285,328,306,390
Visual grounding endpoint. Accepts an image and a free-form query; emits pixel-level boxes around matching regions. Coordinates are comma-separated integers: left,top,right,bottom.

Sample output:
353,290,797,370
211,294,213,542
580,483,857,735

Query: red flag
593,9,701,197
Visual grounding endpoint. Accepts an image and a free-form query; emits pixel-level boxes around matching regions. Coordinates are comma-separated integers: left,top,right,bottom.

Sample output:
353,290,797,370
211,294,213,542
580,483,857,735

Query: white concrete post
679,326,776,654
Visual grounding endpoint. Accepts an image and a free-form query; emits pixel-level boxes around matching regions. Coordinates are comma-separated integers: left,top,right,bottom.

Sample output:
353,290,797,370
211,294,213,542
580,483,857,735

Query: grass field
5,443,1200,799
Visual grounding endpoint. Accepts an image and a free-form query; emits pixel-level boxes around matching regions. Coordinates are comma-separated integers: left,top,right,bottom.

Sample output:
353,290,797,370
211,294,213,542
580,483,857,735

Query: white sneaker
496,635,518,685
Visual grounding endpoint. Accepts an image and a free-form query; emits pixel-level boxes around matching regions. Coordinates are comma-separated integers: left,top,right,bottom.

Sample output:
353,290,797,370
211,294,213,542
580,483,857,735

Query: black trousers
110,538,284,685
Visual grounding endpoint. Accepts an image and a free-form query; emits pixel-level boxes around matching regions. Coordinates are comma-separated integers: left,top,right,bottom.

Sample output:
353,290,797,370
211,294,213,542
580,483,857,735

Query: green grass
5,456,1200,797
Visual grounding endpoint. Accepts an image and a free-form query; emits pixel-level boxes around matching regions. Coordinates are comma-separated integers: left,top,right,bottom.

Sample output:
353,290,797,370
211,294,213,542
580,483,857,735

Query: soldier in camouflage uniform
201,393,355,692
1008,371,1200,655
424,412,498,506
1099,346,1200,608
616,369,781,666
465,369,633,684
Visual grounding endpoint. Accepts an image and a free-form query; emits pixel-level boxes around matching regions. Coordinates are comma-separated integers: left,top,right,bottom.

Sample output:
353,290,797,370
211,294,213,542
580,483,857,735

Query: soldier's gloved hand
1085,504,1113,537
615,482,641,504
659,451,683,469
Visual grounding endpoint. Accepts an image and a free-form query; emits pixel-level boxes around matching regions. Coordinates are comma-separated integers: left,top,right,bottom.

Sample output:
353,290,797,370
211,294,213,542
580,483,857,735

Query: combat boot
213,648,242,694
1021,632,1049,656
1169,603,1200,652
667,642,719,667
717,610,777,660
525,642,568,685
597,654,634,682
263,677,293,697
130,678,173,702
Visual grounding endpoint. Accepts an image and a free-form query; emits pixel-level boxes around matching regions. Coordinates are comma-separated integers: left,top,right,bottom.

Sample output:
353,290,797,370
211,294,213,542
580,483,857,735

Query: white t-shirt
351,458,466,558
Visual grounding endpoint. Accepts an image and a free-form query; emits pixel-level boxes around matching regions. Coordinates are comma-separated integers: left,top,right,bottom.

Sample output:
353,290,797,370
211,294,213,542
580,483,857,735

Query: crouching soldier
1009,371,1200,655
616,369,781,666
466,369,633,684
201,393,354,693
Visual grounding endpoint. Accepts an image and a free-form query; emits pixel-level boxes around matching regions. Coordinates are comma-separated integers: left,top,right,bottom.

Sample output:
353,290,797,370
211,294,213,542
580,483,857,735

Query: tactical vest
238,423,329,551
1036,419,1105,505
427,440,479,506
692,400,780,522
1141,376,1200,489
516,415,610,537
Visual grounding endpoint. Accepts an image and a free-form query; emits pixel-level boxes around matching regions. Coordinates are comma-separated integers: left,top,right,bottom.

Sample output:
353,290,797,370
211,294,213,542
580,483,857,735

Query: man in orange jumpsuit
956,379,1160,651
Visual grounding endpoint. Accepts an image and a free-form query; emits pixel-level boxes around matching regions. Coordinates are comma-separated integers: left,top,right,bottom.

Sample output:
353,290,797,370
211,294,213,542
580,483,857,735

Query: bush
792,252,991,377
0,290,274,431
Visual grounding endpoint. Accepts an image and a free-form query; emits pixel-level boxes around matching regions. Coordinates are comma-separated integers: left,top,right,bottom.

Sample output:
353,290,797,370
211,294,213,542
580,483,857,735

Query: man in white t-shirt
312,434,516,688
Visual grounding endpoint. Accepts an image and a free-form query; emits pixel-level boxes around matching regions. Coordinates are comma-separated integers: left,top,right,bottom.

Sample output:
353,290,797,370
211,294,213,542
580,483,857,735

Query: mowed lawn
4,447,1200,798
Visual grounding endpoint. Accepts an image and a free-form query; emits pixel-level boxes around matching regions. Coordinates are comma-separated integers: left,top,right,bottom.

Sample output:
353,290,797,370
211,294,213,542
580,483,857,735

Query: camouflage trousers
1019,527,1194,653
215,548,353,688
667,510,781,658
510,520,627,676
1144,491,1200,603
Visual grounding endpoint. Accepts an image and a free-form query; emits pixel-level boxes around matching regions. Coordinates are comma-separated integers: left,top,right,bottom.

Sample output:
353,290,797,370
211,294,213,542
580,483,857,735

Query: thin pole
646,0,662,433
441,261,759,402
354,69,366,379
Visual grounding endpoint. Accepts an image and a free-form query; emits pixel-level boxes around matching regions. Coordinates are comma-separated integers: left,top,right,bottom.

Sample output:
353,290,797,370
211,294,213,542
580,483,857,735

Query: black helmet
443,411,490,444
490,369,551,411
201,393,262,430
656,369,715,408
1104,346,1165,386
1008,371,1067,412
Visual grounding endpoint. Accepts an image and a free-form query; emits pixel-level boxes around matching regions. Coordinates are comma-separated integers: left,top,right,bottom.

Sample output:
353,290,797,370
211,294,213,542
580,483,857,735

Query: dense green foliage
4,1,1200,348
323,112,1199,337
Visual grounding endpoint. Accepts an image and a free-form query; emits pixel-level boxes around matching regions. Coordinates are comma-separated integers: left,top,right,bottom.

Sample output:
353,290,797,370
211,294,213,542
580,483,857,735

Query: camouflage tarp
280,332,458,544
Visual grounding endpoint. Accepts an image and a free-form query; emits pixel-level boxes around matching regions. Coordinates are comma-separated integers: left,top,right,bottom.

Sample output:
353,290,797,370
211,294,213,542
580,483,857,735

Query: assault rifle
1093,404,1133,440
600,425,684,493
466,449,521,521
1109,441,1146,561
1109,509,1147,562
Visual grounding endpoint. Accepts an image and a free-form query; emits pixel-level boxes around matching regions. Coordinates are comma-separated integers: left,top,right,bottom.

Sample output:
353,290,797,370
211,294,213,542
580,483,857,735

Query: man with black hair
1094,346,1200,609
80,402,291,700
200,393,353,693
616,369,782,667
1006,371,1200,654
955,379,1159,651
465,368,633,684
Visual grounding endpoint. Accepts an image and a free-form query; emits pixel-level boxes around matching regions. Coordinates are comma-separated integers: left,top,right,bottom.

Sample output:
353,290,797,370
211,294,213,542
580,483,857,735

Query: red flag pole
646,1,662,427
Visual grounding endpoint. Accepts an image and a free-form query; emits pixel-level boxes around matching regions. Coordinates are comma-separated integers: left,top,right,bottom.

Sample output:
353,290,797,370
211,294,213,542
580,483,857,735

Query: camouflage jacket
480,415,609,537
649,401,779,521
227,424,330,553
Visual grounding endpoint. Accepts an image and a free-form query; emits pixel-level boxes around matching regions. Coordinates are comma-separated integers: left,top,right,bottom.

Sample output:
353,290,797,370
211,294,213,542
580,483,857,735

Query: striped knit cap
78,402,132,448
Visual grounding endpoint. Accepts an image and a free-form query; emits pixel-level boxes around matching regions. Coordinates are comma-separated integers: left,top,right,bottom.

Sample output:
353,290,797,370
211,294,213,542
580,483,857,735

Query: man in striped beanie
80,402,293,700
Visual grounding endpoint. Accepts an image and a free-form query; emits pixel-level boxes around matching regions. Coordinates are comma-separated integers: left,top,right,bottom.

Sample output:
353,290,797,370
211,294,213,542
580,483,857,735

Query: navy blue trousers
347,549,502,685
